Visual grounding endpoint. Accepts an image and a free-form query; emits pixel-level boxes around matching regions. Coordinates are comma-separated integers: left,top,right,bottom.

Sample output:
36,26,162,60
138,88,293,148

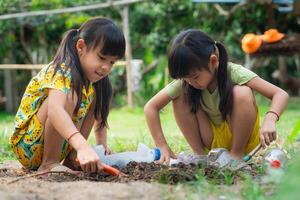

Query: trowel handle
101,163,122,176
243,144,262,162
75,158,122,176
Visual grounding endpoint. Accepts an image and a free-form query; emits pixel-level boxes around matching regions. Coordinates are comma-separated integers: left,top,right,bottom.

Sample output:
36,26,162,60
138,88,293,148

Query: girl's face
76,39,119,83
183,54,218,90
183,68,215,90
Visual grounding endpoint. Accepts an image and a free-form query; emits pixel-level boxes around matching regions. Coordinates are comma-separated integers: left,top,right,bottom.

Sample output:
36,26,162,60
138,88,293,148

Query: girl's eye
110,61,115,65
99,55,106,60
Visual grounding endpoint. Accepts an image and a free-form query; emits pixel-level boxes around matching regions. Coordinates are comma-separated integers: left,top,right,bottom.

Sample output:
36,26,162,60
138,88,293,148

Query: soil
0,160,262,199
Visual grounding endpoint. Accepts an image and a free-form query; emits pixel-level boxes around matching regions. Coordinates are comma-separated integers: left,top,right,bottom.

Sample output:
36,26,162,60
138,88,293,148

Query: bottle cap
271,159,281,168
153,148,161,161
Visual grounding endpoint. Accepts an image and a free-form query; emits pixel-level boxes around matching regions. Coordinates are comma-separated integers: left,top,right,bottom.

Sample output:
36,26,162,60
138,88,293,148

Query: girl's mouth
95,71,104,78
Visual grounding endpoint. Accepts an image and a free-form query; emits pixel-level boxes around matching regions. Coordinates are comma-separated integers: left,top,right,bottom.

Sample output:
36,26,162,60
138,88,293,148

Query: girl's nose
185,79,193,85
101,64,111,74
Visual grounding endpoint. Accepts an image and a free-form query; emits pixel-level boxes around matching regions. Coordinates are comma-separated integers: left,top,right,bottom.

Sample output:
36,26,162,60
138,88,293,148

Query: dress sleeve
165,80,183,99
41,65,72,94
229,62,258,85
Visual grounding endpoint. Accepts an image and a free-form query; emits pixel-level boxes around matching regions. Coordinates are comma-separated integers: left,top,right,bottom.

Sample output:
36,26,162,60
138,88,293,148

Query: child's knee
233,85,254,106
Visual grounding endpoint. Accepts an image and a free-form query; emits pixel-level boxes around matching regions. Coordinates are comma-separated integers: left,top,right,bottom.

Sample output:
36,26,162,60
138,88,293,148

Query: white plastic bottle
94,143,161,168
261,148,287,184
263,148,287,169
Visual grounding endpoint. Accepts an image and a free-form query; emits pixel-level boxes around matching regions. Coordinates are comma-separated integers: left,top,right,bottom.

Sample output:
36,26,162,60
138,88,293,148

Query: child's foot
38,163,79,175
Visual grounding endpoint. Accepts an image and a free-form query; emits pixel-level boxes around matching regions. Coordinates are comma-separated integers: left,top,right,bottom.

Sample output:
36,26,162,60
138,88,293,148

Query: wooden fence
0,60,141,113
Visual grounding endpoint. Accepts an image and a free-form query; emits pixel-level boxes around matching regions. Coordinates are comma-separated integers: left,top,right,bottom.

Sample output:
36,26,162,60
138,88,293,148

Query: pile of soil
203,163,261,184
1,161,262,185
34,162,199,185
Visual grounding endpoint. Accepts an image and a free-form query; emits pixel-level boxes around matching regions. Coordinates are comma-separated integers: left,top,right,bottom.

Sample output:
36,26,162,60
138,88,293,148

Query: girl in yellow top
10,17,125,173
144,29,289,164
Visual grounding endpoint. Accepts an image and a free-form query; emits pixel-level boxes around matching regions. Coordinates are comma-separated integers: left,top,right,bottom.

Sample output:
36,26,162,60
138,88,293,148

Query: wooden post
122,5,134,107
278,56,287,81
3,55,18,113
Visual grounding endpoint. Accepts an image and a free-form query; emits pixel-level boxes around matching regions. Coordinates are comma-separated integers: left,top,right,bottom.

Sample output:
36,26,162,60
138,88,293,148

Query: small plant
222,170,234,185
241,175,267,200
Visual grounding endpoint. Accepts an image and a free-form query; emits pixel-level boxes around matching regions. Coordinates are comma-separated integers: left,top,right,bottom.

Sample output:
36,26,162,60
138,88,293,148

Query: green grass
1,95,300,198
1,95,300,158
1,95,299,155
0,113,15,161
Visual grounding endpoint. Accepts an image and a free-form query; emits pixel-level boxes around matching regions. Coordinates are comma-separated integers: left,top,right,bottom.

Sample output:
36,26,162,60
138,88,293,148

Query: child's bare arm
144,89,172,146
48,89,89,149
144,88,176,163
94,121,107,146
48,89,102,172
247,77,289,147
247,77,289,116
94,120,112,154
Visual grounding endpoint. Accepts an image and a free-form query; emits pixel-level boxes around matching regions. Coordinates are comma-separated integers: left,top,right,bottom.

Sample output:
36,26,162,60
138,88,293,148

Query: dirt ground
0,160,261,200
0,160,168,200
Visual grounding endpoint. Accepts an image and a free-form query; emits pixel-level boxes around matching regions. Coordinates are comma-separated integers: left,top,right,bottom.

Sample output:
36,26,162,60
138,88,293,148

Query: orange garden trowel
75,158,127,176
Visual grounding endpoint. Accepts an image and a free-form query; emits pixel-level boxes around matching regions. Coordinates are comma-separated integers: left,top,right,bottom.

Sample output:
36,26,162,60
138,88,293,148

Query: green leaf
288,118,300,142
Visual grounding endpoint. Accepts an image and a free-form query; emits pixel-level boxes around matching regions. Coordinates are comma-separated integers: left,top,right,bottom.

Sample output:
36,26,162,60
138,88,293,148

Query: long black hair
52,17,125,128
168,29,233,120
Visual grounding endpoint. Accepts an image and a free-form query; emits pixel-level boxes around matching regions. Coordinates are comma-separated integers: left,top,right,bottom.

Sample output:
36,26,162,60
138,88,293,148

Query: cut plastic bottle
94,143,161,168
261,148,288,184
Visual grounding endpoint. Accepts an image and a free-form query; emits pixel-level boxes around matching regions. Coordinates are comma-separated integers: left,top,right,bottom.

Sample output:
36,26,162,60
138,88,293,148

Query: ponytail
93,76,112,128
215,42,233,119
52,29,84,114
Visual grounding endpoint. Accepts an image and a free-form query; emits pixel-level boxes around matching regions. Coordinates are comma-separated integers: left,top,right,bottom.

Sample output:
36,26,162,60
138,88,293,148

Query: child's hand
260,120,277,148
76,145,103,173
156,144,176,165
104,146,113,155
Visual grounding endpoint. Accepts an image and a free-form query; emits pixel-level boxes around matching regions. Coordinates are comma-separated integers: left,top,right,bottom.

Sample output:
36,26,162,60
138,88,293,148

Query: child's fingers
105,148,113,155
272,132,277,141
269,132,276,142
264,133,271,145
84,163,91,173
260,135,267,148
90,162,97,173
165,156,170,165
156,155,167,164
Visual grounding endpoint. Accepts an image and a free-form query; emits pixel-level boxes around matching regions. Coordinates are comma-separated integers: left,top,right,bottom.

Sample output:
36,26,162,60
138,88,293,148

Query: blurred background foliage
0,0,299,109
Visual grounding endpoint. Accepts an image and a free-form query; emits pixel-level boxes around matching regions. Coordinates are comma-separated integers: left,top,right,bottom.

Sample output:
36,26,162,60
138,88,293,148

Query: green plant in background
1,1,300,109
0,112,15,161
288,118,300,142
0,128,15,162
